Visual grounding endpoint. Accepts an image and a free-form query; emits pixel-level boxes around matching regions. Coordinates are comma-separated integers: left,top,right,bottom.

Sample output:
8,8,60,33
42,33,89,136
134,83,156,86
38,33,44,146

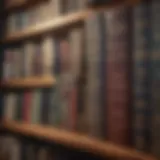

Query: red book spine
105,8,130,146
23,92,32,123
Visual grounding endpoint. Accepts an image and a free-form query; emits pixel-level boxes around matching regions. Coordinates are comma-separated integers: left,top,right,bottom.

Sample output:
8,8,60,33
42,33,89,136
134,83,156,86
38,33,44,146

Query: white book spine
54,0,62,17
69,28,83,81
41,36,55,76
24,42,36,77
4,93,17,120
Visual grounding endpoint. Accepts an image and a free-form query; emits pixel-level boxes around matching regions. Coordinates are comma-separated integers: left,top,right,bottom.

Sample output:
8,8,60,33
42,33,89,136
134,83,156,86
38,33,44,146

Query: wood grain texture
1,76,55,88
2,121,157,160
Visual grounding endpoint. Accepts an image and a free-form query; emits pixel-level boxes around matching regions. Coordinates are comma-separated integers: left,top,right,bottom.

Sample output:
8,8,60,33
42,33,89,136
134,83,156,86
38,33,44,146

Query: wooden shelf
2,121,156,160
1,10,89,44
1,76,55,88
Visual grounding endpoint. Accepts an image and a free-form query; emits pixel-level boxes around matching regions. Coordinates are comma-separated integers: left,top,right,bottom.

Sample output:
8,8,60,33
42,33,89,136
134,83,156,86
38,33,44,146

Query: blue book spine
132,2,152,152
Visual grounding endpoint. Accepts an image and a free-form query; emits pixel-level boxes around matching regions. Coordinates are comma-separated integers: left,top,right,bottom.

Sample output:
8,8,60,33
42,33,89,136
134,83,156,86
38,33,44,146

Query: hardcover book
132,2,150,151
105,7,130,145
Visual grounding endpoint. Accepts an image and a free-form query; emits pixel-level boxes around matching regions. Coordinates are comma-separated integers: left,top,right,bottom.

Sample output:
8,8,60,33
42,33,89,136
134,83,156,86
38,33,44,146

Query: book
23,42,36,77
40,88,51,124
132,2,150,151
31,89,42,124
25,144,37,160
105,7,130,145
6,13,17,35
13,47,24,78
48,82,63,128
15,93,23,121
3,49,12,80
6,137,21,160
37,147,49,160
22,91,32,123
3,93,17,120
54,0,63,16
85,11,105,138
68,28,84,131
41,36,55,76
32,43,43,76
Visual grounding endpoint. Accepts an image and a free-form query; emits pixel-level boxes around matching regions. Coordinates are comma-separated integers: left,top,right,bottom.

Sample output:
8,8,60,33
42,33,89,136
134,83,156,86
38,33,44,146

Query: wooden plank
2,121,157,160
1,76,55,88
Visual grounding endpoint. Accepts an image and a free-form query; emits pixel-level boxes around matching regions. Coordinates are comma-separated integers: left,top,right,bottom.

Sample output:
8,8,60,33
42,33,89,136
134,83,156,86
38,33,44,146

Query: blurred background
0,0,159,160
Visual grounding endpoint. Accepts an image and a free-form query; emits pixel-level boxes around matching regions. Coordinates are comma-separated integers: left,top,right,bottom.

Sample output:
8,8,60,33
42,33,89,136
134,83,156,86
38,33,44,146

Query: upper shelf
1,76,56,88
1,0,141,44
1,10,89,44
2,121,157,160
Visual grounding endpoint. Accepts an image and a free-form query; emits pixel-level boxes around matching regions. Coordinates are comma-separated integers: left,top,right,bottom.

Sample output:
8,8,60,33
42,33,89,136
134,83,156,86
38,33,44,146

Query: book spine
151,0,160,158
105,7,130,145
25,144,37,160
85,12,105,138
16,93,23,121
3,93,17,120
37,147,49,160
132,2,150,151
31,89,42,124
23,42,36,77
48,81,63,128
32,43,43,76
54,0,62,17
69,28,85,131
58,38,71,129
41,88,51,124
3,50,12,80
22,91,32,123
7,14,17,35
41,36,55,76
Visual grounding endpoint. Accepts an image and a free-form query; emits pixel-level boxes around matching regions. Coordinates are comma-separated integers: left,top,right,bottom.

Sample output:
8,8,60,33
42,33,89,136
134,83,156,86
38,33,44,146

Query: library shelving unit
0,0,157,160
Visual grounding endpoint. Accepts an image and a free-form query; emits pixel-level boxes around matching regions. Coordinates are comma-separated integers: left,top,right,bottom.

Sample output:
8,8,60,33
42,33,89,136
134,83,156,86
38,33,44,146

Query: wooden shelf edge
1,76,56,88
2,121,157,160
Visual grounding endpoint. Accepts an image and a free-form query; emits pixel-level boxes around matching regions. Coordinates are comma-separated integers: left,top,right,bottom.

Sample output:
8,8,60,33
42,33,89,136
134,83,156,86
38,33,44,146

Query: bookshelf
1,76,55,88
0,0,157,160
2,121,156,160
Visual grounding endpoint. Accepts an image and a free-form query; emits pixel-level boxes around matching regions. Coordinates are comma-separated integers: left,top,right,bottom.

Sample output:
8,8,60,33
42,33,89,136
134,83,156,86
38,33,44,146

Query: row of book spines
6,0,86,35
0,136,67,160
2,89,71,128
2,26,84,81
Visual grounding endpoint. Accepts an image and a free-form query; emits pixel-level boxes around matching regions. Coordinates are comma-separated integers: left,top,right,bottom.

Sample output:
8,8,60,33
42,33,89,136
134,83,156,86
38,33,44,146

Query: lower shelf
1,121,156,160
